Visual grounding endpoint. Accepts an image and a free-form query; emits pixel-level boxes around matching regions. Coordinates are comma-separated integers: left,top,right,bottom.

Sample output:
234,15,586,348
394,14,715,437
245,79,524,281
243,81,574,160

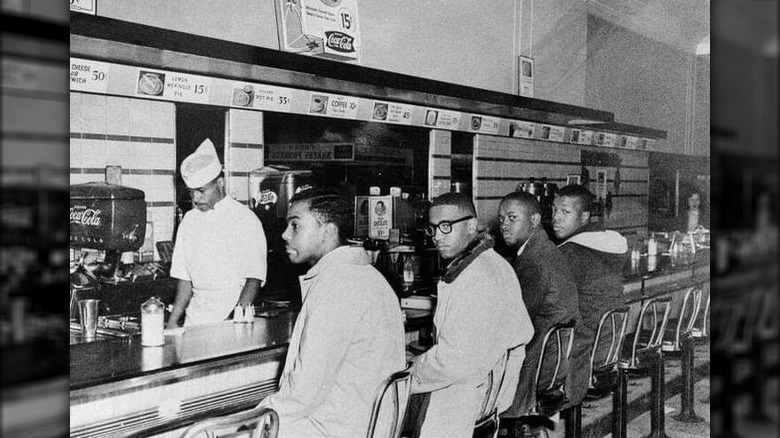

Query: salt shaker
647,236,658,256
141,296,165,347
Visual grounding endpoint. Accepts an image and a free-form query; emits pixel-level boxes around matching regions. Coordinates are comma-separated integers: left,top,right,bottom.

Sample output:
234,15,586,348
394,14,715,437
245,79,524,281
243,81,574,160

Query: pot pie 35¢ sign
275,0,362,62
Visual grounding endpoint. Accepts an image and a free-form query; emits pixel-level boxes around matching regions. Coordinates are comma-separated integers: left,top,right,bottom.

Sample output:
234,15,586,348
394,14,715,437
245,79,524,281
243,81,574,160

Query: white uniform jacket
170,196,267,326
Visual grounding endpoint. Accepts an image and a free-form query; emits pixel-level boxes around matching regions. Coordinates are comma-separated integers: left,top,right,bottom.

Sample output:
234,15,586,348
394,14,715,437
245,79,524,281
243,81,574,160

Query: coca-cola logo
324,31,355,53
70,207,102,226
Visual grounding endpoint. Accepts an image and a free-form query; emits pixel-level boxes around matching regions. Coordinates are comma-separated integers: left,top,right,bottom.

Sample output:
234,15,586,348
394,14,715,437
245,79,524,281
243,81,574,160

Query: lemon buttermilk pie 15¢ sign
276,0,362,62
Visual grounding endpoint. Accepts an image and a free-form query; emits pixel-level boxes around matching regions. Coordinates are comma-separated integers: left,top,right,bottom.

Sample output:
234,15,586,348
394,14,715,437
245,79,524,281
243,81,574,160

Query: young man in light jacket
259,187,406,437
410,192,534,438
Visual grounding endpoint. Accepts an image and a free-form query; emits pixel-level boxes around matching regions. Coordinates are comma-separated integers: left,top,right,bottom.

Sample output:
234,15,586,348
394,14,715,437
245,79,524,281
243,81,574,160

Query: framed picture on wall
518,55,534,97
566,174,581,186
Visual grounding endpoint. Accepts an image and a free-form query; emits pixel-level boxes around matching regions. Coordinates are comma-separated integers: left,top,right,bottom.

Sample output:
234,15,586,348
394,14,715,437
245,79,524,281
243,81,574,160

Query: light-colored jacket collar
559,229,627,254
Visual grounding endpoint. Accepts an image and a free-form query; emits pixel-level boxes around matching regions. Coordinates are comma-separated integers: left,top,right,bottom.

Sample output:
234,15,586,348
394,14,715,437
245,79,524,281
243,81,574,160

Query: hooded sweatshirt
557,222,628,330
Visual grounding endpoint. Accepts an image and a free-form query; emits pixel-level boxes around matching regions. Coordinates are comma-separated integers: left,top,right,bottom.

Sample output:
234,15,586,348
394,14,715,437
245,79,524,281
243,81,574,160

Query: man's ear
580,210,591,225
321,221,339,243
530,212,542,228
467,217,479,234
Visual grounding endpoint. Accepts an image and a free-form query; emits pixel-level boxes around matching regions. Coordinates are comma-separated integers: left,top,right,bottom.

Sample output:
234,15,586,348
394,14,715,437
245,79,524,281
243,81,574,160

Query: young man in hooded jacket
552,184,628,408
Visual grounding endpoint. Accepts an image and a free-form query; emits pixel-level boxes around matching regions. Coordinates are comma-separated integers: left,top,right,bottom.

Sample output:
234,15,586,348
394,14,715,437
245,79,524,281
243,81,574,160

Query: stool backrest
534,319,577,393
179,406,278,438
692,292,710,339
626,297,672,368
474,351,512,438
667,286,703,350
590,306,630,374
365,363,413,438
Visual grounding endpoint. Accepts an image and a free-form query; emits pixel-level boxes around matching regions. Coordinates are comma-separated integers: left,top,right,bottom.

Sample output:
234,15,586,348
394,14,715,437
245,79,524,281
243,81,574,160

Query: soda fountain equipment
70,182,147,317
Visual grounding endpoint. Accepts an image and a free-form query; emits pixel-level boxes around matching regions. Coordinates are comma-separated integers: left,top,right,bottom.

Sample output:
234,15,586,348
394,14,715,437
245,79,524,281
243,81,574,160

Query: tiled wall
473,135,580,228
70,93,177,250
473,135,649,234
225,109,264,204
428,130,451,199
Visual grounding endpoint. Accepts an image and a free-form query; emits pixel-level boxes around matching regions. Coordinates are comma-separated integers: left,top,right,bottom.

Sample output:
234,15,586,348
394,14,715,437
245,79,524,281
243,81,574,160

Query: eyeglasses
424,215,474,237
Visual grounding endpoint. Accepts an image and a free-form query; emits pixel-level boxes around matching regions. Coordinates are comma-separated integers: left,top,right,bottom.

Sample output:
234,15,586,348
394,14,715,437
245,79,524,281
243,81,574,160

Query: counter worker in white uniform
259,187,405,437
167,139,267,328
409,192,534,438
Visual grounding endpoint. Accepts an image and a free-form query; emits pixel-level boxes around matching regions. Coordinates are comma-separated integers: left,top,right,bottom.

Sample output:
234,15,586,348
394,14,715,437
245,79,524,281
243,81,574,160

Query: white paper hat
181,139,222,189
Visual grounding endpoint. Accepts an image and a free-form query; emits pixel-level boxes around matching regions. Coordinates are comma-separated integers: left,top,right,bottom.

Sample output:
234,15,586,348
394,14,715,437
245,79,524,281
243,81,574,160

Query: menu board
372,101,413,125
510,121,535,138
253,84,294,112
70,59,110,93
470,115,500,135
165,72,211,103
68,57,658,149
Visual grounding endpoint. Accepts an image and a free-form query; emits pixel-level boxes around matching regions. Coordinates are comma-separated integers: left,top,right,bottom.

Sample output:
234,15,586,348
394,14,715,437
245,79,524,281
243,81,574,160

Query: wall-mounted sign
510,121,535,138
434,110,461,129
548,126,565,142
603,133,617,147
275,0,362,63
70,59,110,93
579,130,594,145
266,143,354,162
373,101,413,125
596,169,608,199
470,115,500,135
518,55,534,97
70,0,96,15
253,84,294,113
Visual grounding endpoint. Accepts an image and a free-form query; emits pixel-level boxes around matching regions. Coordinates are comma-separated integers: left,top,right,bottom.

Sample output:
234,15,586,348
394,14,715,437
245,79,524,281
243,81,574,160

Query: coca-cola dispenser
70,182,147,284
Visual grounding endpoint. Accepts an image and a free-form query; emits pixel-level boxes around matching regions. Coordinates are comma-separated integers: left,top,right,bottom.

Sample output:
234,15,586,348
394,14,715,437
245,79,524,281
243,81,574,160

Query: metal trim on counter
71,350,283,438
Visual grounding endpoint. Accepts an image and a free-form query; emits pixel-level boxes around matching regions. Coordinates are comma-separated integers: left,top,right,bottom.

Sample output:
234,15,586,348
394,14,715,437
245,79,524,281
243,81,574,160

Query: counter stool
179,406,278,438
615,296,672,438
564,307,630,438
661,286,704,423
728,287,775,424
515,320,576,438
474,351,513,438
710,294,748,438
366,363,413,438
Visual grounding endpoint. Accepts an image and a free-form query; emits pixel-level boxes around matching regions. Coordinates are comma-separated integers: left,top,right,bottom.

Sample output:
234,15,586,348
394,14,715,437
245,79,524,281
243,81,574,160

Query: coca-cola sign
70,206,102,227
324,31,355,53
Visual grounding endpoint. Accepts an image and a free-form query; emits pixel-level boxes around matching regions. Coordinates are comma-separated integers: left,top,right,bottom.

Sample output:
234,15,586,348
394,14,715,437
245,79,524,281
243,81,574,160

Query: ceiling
589,0,778,56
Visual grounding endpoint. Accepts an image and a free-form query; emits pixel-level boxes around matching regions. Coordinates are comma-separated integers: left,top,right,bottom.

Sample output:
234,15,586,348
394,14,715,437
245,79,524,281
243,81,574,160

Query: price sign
70,58,109,93
386,102,413,125
470,115,500,135
165,72,210,103
325,94,359,119
548,126,566,142
436,110,461,129
603,133,617,147
510,121,535,138
253,84,294,112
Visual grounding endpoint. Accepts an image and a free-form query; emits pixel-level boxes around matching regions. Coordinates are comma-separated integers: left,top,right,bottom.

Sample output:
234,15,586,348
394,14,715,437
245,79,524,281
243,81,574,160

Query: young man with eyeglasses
408,192,534,438
496,192,580,438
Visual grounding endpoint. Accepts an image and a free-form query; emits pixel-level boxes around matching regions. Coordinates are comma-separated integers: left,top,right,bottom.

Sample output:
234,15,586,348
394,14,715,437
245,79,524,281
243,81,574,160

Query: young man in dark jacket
552,184,628,408
497,192,580,437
